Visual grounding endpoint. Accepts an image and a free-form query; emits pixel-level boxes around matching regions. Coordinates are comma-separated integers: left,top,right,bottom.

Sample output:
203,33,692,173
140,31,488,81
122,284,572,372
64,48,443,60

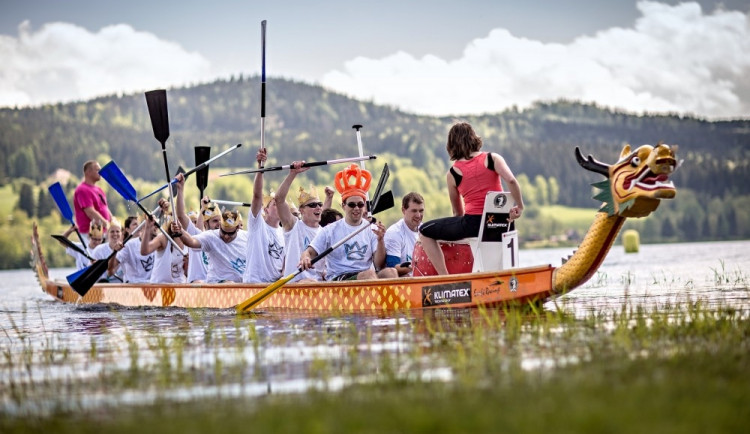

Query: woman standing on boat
418,121,525,275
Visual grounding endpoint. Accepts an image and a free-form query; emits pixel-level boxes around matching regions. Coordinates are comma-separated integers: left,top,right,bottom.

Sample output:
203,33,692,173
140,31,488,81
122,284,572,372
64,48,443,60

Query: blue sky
1,0,748,119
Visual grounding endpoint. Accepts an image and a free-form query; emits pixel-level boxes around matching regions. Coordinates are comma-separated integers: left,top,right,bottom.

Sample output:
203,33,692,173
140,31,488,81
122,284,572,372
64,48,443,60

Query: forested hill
1,76,749,207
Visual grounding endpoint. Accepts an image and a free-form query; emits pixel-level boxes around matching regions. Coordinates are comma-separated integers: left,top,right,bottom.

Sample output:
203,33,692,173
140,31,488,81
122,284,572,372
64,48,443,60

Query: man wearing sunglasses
300,164,398,281
242,148,286,283
274,161,335,283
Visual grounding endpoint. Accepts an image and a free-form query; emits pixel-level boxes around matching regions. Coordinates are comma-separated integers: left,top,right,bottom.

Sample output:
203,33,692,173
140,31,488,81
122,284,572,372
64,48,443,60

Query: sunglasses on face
303,202,323,209
90,237,103,242
346,201,366,209
220,228,237,237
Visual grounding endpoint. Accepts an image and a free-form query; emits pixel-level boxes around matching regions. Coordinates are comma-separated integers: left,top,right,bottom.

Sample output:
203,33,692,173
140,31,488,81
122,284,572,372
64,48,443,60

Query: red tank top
453,152,502,215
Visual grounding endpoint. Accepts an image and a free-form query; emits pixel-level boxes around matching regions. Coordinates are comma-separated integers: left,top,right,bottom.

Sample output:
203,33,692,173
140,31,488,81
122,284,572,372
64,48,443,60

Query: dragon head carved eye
630,156,641,167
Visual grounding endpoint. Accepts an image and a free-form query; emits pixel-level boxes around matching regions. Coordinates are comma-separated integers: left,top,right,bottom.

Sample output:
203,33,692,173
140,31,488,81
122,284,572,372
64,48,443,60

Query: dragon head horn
575,147,610,177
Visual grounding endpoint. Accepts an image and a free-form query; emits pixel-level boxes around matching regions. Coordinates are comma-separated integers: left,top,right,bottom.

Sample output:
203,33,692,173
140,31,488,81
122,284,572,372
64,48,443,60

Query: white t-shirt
308,218,378,281
186,222,208,282
384,218,418,276
193,229,248,283
243,210,284,283
283,217,324,282
115,238,154,283
149,243,187,283
66,242,91,270
91,243,122,282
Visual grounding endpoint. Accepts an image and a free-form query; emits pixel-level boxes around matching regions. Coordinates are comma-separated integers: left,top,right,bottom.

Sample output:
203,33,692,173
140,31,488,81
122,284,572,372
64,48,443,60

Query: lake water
1,240,748,415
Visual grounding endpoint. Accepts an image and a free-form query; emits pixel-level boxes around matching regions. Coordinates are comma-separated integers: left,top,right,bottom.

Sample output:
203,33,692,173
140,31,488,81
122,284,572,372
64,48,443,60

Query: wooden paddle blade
145,89,170,144
371,190,394,215
194,146,211,192
236,273,296,313
99,161,138,202
67,259,108,297
48,182,74,223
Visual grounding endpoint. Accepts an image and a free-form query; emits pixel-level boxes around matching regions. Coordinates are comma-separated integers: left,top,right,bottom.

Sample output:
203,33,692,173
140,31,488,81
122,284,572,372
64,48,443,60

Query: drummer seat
469,191,518,272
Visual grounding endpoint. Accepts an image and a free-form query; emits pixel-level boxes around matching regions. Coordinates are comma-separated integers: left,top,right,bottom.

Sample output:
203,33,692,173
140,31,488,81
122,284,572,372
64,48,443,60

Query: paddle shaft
220,155,376,177
260,20,267,168
138,144,241,202
236,217,378,312
52,234,94,261
213,200,251,208
134,201,186,255
352,125,370,205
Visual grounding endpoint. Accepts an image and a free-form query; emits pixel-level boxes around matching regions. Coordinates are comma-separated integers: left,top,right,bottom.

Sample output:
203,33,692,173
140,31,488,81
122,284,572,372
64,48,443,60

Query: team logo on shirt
344,241,368,260
202,251,209,266
171,263,183,278
140,256,154,272
268,241,283,259
231,258,246,274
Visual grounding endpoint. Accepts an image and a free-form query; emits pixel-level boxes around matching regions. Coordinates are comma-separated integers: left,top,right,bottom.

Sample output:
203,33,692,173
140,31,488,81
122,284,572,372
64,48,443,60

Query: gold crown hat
187,210,199,224
263,190,276,208
297,184,320,207
201,201,221,220
89,220,105,238
220,210,243,231
334,164,372,201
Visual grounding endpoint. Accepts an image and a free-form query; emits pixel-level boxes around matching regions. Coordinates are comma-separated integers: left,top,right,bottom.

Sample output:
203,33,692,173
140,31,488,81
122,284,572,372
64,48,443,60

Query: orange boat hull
32,223,556,311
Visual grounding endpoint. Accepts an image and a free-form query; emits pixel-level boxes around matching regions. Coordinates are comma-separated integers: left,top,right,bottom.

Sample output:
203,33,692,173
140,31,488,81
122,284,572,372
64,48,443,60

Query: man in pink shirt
74,160,112,242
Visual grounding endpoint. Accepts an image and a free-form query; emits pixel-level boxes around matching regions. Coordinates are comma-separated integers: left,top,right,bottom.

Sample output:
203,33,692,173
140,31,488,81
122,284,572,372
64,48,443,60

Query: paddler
299,164,397,281
242,147,285,283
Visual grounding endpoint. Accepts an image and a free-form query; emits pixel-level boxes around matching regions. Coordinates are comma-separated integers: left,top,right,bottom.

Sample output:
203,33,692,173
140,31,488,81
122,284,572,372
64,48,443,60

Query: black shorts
418,215,482,241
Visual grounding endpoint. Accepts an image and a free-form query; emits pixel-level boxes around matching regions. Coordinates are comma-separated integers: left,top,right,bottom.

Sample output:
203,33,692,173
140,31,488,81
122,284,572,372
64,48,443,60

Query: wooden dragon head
576,143,678,218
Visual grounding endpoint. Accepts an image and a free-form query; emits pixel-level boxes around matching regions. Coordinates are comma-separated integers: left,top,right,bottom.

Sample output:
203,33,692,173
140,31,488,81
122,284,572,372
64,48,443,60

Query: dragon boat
31,144,678,312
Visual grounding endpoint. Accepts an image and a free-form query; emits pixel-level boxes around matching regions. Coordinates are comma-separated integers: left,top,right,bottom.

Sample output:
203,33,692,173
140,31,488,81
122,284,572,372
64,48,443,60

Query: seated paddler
299,164,397,281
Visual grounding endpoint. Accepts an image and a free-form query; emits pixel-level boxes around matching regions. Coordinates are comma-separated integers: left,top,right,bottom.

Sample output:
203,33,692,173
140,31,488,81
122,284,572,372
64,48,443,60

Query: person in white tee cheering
299,164,397,281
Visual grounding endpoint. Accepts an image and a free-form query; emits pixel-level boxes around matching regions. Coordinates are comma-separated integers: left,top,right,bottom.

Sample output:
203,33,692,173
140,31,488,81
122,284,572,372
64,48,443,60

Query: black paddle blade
194,146,211,192
371,190,394,215
171,166,186,197
67,259,109,297
145,89,170,144
368,163,390,213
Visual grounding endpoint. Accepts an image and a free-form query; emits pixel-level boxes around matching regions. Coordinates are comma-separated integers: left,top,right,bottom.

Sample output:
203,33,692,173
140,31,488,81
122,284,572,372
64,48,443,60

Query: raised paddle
51,234,95,261
219,155,377,177
352,124,394,214
66,206,157,297
48,182,90,255
212,199,251,208
259,19,267,168
195,146,211,203
99,160,185,253
235,164,393,313
145,89,177,217
137,144,241,202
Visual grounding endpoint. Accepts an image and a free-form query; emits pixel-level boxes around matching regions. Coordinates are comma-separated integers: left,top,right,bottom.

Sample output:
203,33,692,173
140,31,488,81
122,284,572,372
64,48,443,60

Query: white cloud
0,21,213,107
321,1,750,119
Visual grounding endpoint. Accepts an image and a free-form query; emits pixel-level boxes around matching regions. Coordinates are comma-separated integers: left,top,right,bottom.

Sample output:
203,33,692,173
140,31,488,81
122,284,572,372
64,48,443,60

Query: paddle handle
213,200,252,208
